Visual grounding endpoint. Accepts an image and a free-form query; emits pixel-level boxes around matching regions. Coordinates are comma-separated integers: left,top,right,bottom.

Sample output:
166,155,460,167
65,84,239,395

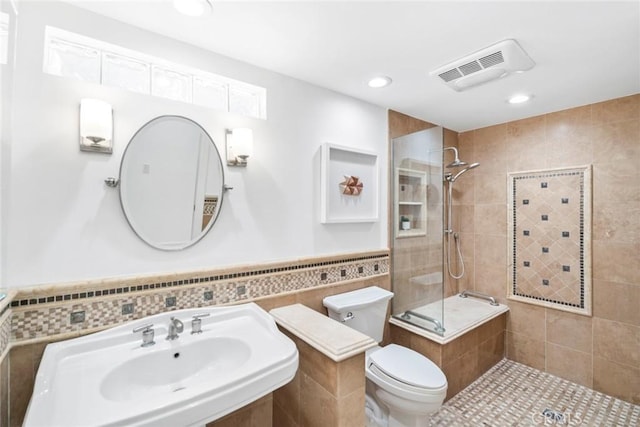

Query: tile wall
456,94,639,404
207,394,273,427
274,331,367,427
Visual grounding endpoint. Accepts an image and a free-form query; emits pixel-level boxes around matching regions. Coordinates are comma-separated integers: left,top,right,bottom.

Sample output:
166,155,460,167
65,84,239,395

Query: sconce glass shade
226,128,253,166
173,0,212,17
80,98,113,154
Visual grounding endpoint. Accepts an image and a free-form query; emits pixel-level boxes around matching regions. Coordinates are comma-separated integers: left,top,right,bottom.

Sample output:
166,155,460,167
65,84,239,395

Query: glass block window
229,85,262,118
0,11,9,65
102,53,150,94
151,66,191,103
43,26,267,119
46,38,100,83
193,76,227,111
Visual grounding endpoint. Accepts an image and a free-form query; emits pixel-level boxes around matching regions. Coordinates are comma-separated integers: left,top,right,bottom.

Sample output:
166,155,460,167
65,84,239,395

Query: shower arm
443,147,461,164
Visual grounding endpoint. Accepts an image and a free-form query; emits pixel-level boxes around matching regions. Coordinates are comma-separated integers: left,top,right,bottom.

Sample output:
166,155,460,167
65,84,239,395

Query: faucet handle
191,313,210,334
132,323,154,333
132,323,155,347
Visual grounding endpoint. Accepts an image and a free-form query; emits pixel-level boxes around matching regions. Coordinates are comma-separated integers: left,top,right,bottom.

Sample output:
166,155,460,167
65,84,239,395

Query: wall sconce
226,128,253,167
173,0,212,16
80,98,113,154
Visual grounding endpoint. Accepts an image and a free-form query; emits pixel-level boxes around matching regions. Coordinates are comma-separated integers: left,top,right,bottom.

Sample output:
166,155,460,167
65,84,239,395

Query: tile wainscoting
0,250,390,426
10,251,388,343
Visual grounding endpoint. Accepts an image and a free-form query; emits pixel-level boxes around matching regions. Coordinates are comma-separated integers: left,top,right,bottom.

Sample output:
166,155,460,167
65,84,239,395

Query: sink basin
101,337,252,402
23,303,298,427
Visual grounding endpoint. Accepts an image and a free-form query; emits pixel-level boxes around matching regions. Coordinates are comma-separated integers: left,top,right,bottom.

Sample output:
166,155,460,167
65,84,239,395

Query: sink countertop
270,303,376,362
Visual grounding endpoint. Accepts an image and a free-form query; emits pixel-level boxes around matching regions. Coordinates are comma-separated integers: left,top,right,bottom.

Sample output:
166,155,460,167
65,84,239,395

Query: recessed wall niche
507,166,592,315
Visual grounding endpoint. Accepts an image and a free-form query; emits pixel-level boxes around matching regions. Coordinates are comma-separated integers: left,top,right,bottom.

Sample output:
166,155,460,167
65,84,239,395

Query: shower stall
390,127,484,337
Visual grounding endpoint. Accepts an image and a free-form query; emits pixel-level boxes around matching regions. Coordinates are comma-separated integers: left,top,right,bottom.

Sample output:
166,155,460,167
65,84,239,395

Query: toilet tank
322,286,393,343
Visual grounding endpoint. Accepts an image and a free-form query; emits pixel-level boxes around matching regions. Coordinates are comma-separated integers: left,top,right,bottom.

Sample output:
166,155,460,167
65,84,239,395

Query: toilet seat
368,344,447,389
366,344,447,403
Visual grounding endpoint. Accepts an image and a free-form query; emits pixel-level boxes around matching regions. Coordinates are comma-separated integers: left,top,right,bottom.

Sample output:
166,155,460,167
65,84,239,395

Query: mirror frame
118,115,225,251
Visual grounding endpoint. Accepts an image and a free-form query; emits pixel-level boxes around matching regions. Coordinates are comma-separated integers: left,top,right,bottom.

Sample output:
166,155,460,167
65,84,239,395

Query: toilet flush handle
342,312,355,322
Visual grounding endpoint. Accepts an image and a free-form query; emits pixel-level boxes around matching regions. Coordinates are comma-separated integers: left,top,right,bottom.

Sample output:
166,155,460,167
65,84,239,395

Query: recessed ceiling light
508,94,532,104
368,76,392,88
173,0,212,17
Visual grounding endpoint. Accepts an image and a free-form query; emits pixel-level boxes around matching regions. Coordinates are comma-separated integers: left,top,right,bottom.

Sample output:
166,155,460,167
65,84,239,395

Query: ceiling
68,0,639,132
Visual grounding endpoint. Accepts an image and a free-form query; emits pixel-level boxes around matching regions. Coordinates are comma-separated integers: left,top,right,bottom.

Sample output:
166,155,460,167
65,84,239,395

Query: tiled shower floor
429,359,640,426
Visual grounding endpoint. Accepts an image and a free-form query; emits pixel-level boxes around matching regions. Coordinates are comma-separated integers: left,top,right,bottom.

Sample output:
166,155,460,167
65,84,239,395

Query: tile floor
430,359,640,426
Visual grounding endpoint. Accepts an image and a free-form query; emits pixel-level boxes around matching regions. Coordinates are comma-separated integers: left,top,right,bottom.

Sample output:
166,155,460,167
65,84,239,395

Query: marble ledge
270,303,376,362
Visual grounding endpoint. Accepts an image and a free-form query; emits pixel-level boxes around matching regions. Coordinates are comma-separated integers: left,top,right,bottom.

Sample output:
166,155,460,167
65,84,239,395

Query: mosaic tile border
507,166,592,316
11,253,387,308
10,253,389,342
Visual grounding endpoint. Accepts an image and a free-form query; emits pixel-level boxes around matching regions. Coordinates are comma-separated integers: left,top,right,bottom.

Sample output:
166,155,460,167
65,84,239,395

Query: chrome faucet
132,323,155,347
191,313,210,334
166,316,184,340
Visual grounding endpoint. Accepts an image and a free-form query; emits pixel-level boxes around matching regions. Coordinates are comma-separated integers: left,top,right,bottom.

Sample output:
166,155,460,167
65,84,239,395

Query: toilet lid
368,344,447,389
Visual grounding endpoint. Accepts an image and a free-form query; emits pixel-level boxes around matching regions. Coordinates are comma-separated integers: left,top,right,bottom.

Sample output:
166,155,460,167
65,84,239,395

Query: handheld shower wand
444,157,480,279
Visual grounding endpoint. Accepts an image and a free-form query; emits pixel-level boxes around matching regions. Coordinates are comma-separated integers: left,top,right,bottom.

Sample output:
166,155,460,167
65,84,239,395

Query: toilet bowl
323,286,447,427
366,345,447,427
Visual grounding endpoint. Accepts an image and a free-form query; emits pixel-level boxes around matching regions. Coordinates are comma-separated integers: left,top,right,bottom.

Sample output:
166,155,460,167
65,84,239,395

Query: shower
391,128,489,338
443,148,479,279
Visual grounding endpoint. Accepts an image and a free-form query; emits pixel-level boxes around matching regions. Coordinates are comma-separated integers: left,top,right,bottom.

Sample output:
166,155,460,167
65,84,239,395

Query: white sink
23,303,298,427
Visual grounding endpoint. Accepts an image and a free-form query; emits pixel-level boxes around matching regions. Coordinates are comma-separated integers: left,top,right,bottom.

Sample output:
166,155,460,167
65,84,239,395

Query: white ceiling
68,0,639,132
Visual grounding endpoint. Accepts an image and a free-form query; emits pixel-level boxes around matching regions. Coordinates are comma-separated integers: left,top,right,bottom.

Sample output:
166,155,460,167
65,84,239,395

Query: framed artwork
320,143,379,223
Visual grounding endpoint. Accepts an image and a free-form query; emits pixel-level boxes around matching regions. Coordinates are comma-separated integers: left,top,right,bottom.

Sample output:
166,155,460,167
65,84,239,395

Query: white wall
0,1,18,290
4,1,388,288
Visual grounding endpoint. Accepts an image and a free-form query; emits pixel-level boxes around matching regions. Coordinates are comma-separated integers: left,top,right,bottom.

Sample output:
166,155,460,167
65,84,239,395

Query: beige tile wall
207,394,273,427
457,94,640,404
274,331,366,427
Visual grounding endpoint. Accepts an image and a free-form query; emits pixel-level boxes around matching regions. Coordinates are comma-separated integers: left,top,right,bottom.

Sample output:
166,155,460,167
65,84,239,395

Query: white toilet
323,286,447,427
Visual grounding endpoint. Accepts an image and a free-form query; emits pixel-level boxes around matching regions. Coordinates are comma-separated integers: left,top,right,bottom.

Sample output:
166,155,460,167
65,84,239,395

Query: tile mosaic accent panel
11,253,389,342
507,166,592,315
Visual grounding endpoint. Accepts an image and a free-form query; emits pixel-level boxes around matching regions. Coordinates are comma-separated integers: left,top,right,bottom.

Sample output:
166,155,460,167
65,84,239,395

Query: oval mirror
119,116,225,250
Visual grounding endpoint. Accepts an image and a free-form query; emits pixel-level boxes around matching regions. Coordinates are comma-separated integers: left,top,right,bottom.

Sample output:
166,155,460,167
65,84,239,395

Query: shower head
444,147,468,168
446,158,468,168
450,162,480,182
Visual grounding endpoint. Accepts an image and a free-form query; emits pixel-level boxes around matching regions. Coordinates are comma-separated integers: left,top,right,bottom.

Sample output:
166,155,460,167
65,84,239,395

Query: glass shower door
390,127,446,336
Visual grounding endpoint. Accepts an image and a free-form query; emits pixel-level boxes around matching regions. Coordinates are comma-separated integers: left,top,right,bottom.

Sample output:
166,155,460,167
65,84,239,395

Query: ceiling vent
430,39,535,91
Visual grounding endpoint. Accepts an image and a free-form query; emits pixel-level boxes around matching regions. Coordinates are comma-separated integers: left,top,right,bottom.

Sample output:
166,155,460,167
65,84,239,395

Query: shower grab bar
401,311,446,333
459,290,499,306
